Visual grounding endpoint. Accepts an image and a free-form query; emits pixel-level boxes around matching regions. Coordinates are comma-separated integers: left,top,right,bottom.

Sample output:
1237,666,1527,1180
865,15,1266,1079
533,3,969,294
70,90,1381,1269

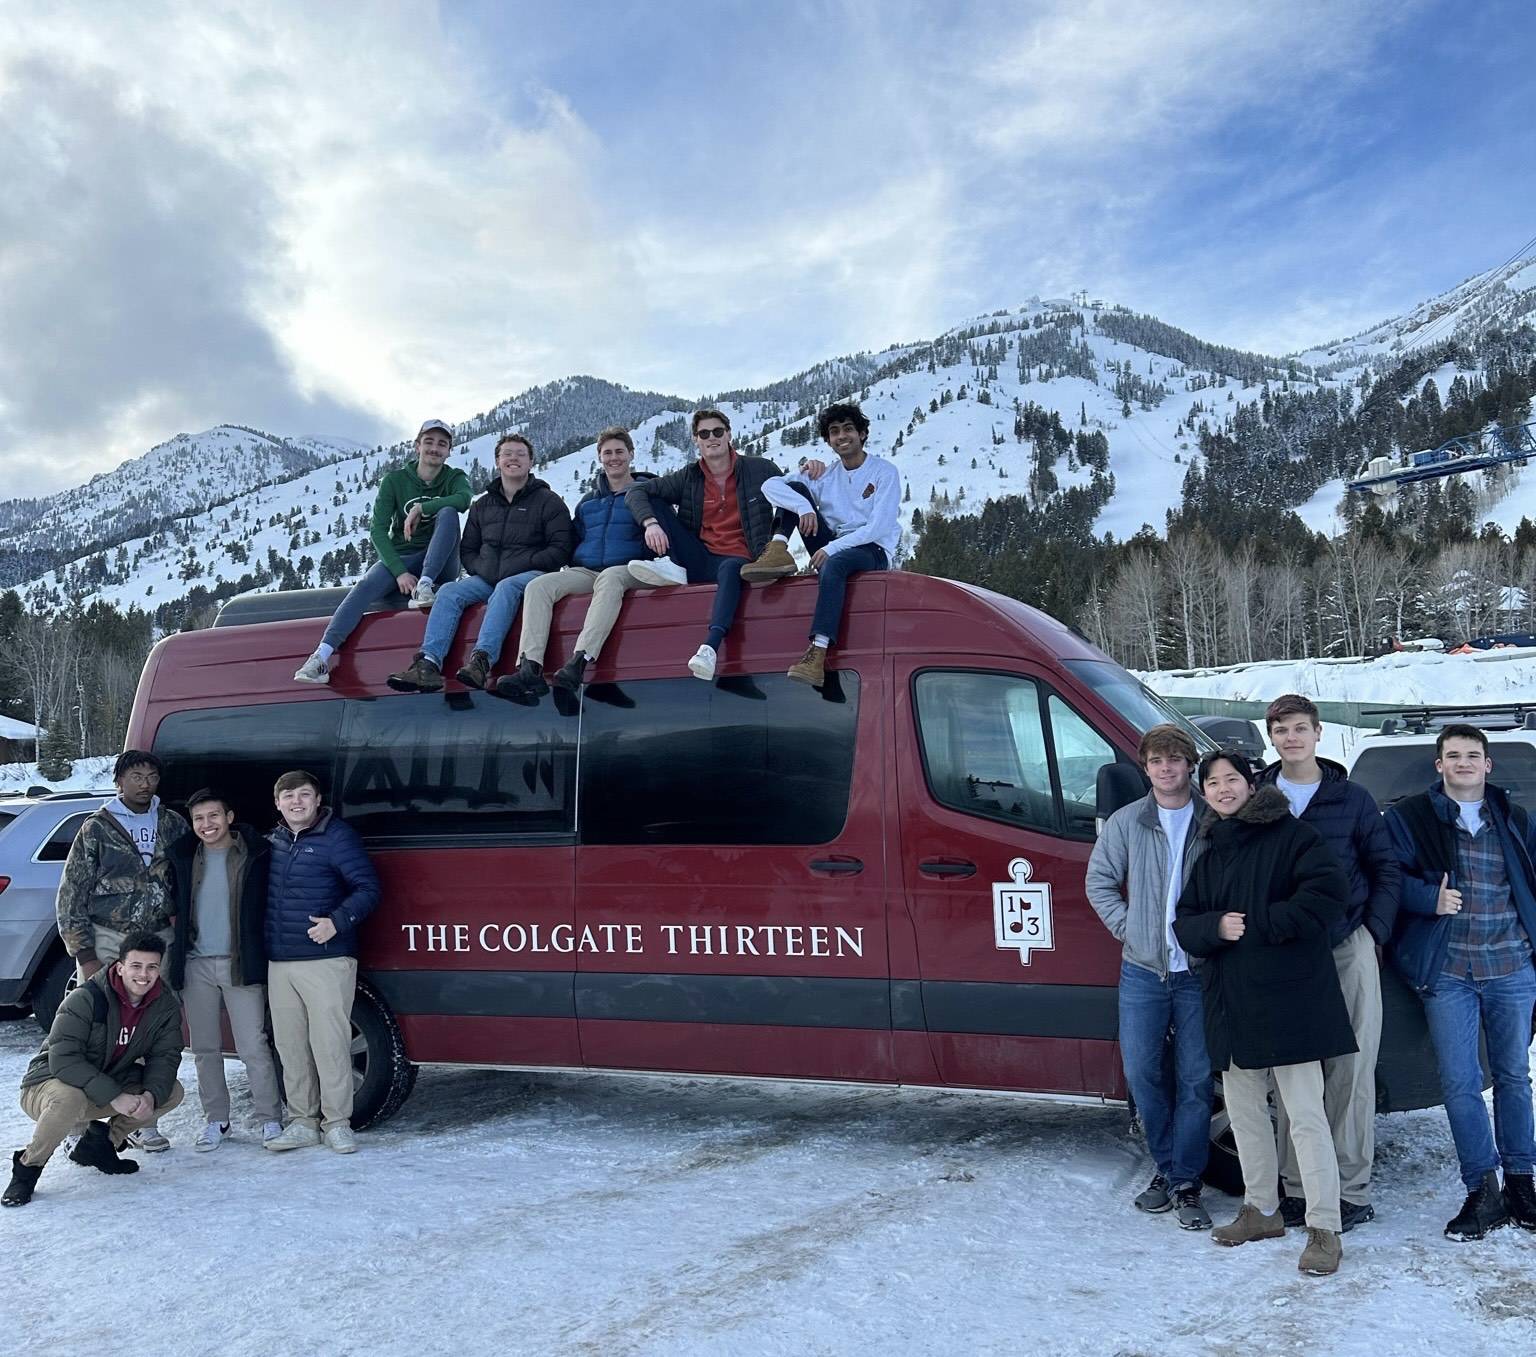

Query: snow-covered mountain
5,258,1533,620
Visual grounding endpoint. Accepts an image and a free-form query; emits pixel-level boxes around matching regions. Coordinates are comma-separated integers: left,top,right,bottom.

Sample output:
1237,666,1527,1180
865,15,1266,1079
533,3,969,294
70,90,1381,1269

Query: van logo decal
993,857,1054,965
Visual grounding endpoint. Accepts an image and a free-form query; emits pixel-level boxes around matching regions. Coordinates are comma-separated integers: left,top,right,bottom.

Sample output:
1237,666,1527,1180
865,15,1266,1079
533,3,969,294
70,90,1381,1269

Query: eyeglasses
123,771,160,784
696,427,728,440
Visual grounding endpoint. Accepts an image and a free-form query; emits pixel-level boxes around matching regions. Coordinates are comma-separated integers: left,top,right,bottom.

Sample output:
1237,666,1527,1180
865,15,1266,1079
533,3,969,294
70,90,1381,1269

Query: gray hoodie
1085,788,1208,979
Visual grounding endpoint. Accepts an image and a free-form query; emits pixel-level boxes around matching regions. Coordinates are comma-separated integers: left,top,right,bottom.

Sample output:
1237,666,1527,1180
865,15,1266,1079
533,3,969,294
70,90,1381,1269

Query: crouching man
4,933,185,1207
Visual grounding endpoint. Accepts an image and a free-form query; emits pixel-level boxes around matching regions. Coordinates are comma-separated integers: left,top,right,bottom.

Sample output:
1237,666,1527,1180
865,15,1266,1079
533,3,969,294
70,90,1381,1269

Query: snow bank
0,755,115,794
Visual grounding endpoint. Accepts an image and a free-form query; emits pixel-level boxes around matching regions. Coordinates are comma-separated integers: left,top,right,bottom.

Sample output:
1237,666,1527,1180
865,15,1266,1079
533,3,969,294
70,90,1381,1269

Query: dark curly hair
817,402,870,441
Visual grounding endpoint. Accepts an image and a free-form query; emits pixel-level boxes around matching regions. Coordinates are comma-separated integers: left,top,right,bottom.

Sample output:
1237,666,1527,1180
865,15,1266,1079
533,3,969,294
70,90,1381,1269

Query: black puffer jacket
1174,785,1358,1072
461,476,574,582
624,452,784,558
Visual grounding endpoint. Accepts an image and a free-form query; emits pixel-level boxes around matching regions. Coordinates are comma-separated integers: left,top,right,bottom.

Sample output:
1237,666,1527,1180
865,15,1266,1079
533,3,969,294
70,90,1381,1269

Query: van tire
349,985,417,1130
30,952,75,1034
1205,1082,1244,1197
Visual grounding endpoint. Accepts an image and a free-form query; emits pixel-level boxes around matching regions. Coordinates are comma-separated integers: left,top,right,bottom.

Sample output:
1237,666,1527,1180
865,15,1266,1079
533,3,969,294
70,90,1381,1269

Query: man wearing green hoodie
295,419,473,684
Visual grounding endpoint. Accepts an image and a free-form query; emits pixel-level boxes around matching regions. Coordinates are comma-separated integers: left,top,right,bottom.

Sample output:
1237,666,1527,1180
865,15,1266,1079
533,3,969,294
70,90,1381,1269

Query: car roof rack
1360,704,1536,735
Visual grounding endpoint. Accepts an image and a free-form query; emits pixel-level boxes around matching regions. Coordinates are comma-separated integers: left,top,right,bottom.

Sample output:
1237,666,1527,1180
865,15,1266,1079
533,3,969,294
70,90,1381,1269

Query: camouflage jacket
56,804,190,963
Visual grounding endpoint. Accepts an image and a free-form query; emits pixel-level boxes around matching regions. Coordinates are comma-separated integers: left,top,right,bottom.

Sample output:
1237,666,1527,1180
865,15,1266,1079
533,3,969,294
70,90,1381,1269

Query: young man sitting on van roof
388,433,574,693
739,401,901,688
295,419,472,685
623,410,785,683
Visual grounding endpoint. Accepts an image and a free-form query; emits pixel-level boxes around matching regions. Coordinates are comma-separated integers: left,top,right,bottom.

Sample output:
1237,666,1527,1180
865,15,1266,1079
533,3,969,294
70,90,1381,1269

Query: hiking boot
1299,1226,1342,1276
1445,1171,1510,1241
70,1122,139,1175
455,649,492,690
193,1122,229,1153
1504,1173,1536,1230
408,580,436,610
1173,1183,1212,1231
688,644,717,681
3,1151,42,1207
1279,1194,1307,1229
1210,1204,1285,1247
787,643,826,687
386,653,444,693
551,651,591,691
324,1126,358,1154
293,650,331,685
740,539,798,583
264,1122,320,1153
1339,1200,1375,1233
126,1124,170,1152
494,657,548,703
1133,1173,1172,1214
628,557,688,588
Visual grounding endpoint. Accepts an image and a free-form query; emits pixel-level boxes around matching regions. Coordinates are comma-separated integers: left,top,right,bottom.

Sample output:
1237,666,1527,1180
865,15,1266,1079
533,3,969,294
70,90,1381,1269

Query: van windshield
1062,659,1214,750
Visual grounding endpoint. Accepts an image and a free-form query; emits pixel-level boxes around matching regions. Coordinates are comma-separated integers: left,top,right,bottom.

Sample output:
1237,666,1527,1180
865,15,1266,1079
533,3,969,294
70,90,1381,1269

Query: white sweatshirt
760,454,902,561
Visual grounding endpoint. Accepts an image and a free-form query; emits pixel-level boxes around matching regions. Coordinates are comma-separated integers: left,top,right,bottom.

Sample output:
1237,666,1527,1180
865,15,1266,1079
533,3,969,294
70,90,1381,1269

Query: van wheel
30,952,75,1034
349,985,417,1129
1205,1083,1244,1197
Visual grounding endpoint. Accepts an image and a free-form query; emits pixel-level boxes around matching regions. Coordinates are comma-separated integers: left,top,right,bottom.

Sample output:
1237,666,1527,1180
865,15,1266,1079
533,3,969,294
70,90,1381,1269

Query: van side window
579,673,859,845
337,693,576,839
36,813,91,863
914,672,1057,833
1048,695,1117,838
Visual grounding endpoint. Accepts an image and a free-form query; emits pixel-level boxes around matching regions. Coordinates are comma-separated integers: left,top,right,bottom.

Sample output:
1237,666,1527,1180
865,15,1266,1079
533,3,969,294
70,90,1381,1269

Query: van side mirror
1096,762,1148,835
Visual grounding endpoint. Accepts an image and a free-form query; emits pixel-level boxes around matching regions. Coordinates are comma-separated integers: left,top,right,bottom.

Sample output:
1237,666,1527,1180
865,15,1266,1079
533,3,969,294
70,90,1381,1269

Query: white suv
1344,706,1536,810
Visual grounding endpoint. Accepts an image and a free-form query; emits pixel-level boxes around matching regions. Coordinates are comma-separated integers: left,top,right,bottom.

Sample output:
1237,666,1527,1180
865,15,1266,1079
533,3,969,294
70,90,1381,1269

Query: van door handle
920,859,977,878
810,857,864,876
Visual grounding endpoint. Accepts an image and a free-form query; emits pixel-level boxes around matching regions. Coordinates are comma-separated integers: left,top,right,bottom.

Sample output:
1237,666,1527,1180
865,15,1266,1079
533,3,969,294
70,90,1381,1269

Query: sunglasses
696,427,728,440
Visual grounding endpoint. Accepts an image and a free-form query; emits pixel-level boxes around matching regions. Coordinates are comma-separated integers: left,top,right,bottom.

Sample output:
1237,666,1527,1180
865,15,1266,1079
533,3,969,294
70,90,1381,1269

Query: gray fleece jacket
1085,789,1208,979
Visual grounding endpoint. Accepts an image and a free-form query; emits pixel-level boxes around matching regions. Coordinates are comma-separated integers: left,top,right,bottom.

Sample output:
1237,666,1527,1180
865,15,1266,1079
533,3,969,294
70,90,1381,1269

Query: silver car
0,791,111,1030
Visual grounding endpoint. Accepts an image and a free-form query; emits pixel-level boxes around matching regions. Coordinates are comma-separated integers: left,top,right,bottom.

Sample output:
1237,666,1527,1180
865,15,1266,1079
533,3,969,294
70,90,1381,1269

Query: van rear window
1351,742,1536,810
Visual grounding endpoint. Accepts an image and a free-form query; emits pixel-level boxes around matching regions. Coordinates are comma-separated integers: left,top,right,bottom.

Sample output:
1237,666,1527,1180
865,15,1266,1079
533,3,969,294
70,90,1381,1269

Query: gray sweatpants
182,955,282,1124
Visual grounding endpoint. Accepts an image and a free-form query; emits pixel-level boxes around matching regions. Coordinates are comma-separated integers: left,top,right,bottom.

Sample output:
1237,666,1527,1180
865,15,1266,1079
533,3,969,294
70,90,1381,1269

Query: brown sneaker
1298,1227,1342,1275
456,650,491,690
1210,1204,1285,1247
386,653,444,693
740,539,798,583
787,643,826,687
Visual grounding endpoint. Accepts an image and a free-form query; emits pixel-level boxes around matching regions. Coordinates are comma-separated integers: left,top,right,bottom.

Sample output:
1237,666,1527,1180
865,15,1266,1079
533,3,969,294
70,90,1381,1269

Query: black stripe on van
369,969,1118,1041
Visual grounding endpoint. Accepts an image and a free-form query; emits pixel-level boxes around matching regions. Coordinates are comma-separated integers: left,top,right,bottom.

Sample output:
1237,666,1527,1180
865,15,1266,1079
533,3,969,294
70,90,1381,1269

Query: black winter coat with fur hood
1173,784,1357,1072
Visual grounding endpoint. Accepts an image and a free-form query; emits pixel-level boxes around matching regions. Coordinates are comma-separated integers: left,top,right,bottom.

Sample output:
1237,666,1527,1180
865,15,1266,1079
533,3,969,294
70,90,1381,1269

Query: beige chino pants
516,564,657,666
1225,1059,1342,1233
20,1077,185,1166
1276,924,1381,1204
78,923,174,978
267,957,357,1132
182,954,282,1124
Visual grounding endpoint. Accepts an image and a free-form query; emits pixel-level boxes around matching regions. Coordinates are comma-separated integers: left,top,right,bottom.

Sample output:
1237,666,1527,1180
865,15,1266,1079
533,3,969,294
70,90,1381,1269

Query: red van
127,571,1442,1185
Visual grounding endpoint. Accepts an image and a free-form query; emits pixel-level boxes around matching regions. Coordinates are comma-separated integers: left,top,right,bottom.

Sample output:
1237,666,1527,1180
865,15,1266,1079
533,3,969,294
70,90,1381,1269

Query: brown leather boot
386,653,444,693
787,644,826,687
740,539,798,582
455,650,491,690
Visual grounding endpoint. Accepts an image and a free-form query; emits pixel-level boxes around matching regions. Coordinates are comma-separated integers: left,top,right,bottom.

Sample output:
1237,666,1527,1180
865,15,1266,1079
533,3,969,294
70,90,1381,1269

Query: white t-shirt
1158,800,1196,973
107,795,159,865
1454,798,1484,836
1276,773,1322,819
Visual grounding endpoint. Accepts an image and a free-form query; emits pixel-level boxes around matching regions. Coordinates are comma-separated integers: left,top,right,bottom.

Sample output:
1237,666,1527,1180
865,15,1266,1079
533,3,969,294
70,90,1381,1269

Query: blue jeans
647,501,748,648
1118,961,1213,1186
1422,961,1536,1189
420,570,541,668
322,510,461,650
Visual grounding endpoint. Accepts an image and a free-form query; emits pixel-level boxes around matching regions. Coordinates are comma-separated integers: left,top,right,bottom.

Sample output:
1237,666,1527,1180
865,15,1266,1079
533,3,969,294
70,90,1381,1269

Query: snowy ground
0,755,115,795
2,1013,1532,1356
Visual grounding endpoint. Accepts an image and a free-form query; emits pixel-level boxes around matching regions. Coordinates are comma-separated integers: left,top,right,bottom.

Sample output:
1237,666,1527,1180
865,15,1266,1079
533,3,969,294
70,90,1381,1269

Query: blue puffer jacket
572,470,655,571
265,808,380,962
1258,757,1401,946
1385,780,1536,995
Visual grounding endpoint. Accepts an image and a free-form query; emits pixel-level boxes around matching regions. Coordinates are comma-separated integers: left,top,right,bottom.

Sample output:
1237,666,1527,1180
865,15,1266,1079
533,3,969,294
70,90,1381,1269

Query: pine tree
38,721,75,782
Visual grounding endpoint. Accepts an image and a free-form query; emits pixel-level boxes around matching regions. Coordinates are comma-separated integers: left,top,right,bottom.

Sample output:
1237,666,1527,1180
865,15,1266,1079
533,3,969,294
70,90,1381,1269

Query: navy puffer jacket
573,470,655,570
265,808,380,962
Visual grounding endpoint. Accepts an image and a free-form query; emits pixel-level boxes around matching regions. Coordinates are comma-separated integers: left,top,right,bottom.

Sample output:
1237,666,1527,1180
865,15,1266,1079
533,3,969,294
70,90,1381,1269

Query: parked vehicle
127,574,1448,1185
0,791,112,1029
1346,705,1536,810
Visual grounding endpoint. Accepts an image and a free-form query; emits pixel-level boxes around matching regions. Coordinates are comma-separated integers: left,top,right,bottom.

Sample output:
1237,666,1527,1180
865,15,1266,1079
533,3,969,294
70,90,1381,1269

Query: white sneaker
408,580,436,609
260,1121,284,1145
687,644,717,681
628,557,688,588
324,1126,358,1154
293,650,331,684
194,1122,228,1153
127,1125,170,1153
264,1121,321,1153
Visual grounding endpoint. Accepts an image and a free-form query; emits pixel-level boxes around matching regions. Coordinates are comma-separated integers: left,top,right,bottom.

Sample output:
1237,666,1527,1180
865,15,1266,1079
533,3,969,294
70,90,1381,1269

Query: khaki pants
1225,1060,1342,1233
20,1077,185,1167
1276,924,1381,1204
78,923,174,978
516,564,656,665
267,957,357,1132
182,955,282,1124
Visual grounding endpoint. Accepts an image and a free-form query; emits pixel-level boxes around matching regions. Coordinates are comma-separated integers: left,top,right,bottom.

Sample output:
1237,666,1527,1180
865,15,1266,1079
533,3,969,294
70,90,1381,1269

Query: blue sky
2,0,1532,492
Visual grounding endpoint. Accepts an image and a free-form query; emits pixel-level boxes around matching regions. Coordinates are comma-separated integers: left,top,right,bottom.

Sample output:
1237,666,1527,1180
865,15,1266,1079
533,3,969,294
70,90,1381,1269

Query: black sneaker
68,1122,139,1176
551,651,591,692
386,653,444,693
1279,1195,1308,1229
455,650,491,690
1446,1172,1510,1241
1133,1173,1173,1213
1339,1200,1375,1233
494,657,548,703
1503,1173,1536,1230
1172,1182,1211,1231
